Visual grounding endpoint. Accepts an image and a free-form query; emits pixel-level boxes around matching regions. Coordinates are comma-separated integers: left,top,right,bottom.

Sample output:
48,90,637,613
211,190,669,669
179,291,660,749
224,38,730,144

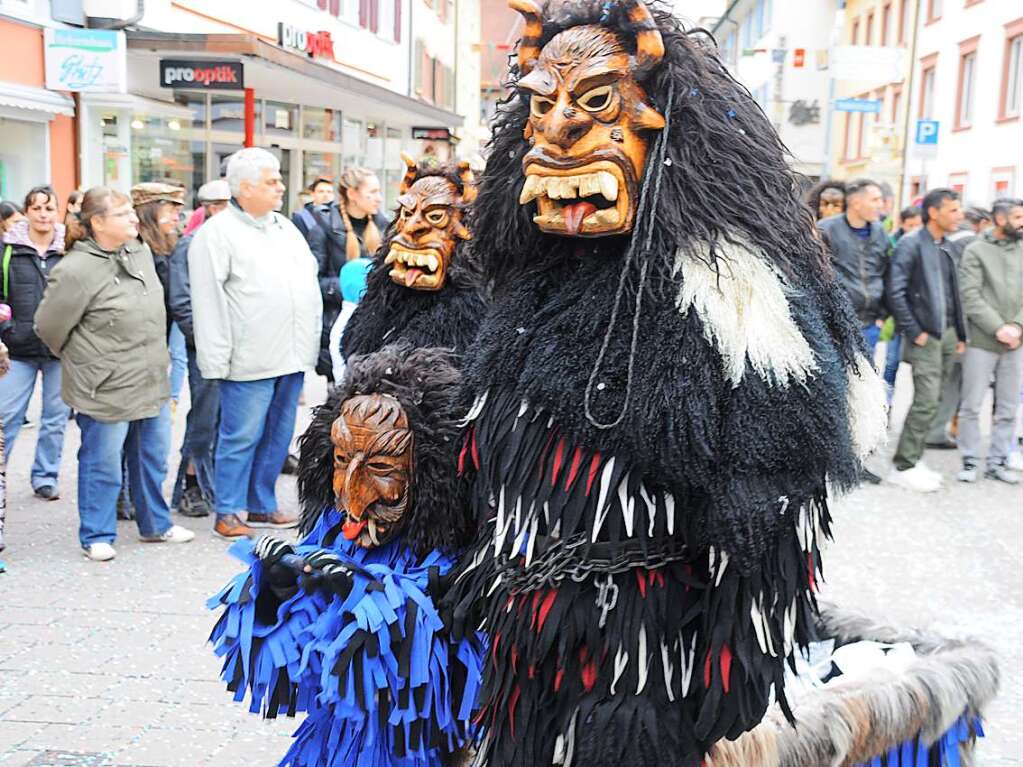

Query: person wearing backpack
0,185,69,500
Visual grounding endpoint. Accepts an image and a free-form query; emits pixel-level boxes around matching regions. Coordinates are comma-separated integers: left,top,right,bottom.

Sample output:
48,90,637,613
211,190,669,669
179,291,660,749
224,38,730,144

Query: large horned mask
332,393,413,548
513,0,665,237
384,154,475,291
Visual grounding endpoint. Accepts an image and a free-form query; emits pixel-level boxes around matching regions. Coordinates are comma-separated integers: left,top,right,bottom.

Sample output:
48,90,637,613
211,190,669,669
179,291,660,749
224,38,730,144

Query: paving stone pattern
0,371,1019,765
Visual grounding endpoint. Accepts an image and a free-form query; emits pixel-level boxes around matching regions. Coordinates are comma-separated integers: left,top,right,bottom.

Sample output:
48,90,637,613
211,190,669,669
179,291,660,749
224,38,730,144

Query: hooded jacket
1,220,65,359
187,202,321,382
34,237,170,422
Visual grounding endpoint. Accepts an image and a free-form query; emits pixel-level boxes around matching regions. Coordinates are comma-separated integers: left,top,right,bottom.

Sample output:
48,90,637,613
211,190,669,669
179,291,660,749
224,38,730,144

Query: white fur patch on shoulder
674,240,818,388
847,353,889,459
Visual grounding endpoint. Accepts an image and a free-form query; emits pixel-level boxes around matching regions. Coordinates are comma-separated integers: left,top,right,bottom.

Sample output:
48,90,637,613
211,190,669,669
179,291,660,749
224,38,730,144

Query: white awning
79,91,194,119
0,82,75,121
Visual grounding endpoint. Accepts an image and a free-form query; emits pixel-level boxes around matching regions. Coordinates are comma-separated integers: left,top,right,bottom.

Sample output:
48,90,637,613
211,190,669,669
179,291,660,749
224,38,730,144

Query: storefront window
131,112,200,197
210,95,255,133
173,92,207,130
303,152,339,190
303,107,342,142
264,101,298,139
0,117,47,200
341,118,364,170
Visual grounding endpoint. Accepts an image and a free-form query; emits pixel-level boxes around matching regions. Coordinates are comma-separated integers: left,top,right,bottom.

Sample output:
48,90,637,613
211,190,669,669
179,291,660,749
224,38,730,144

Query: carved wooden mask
384,154,474,291
512,0,665,237
331,393,413,548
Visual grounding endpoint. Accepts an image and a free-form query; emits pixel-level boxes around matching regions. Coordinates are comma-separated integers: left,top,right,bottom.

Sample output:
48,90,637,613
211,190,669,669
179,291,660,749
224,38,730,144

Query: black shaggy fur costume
444,3,887,766
296,344,475,556
340,163,486,361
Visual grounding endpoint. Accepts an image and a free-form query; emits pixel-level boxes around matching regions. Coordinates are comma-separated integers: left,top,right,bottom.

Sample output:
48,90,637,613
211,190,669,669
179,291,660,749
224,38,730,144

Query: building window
927,0,942,23
851,18,860,45
991,167,1015,198
753,0,767,40
955,47,977,130
1001,27,1023,120
721,31,737,65
920,62,936,118
891,84,903,123
857,111,867,158
865,12,875,46
899,0,911,45
377,0,395,40
844,112,859,160
337,0,359,25
948,172,967,198
882,3,892,47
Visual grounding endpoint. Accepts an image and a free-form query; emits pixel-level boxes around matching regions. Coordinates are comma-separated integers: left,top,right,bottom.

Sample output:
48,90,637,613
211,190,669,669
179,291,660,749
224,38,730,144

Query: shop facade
0,13,76,206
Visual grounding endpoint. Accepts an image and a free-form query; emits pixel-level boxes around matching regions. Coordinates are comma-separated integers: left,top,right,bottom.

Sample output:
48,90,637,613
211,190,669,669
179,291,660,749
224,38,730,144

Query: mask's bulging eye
530,95,555,118
578,85,613,112
425,210,448,226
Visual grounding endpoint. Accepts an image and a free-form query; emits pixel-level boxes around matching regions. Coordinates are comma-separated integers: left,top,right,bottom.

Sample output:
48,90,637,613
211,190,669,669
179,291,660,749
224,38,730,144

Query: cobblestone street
0,372,1019,766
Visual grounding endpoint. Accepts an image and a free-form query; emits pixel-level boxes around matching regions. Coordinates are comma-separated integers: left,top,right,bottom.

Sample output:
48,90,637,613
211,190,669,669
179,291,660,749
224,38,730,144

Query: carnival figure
444,1,889,765
209,345,483,767
341,155,486,360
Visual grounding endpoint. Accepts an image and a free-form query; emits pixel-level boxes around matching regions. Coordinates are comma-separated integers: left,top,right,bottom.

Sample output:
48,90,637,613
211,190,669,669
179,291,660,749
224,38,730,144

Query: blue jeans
169,323,187,402
862,323,882,358
883,334,903,404
171,345,220,506
215,372,303,518
0,358,69,490
76,406,173,547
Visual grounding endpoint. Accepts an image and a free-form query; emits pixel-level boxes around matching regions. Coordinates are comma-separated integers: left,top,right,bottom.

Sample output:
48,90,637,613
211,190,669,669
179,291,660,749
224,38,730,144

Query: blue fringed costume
208,346,485,767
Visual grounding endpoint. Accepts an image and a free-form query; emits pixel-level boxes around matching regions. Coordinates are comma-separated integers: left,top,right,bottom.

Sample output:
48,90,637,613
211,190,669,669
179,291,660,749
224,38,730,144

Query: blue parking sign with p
915,119,940,146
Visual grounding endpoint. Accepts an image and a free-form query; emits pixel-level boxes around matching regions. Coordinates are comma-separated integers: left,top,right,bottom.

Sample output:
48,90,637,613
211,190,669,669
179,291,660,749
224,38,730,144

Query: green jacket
34,237,170,422
959,232,1023,354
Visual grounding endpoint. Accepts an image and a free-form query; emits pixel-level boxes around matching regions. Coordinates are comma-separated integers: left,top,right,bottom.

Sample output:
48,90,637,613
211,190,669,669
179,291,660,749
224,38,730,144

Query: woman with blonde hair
34,186,194,561
314,167,389,380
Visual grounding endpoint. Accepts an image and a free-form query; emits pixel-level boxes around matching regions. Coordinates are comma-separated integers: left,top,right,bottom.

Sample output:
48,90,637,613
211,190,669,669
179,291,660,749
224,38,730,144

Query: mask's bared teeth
598,171,618,202
519,175,542,204
426,254,439,272
578,173,600,198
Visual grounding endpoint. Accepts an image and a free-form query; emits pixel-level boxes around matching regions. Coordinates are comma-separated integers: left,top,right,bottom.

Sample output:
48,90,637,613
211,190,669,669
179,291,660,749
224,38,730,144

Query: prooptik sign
159,60,244,90
278,23,335,60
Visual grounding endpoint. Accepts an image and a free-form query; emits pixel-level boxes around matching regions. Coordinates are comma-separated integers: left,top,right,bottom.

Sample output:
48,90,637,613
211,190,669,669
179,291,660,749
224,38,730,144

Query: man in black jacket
819,178,890,355
885,188,967,492
167,180,230,518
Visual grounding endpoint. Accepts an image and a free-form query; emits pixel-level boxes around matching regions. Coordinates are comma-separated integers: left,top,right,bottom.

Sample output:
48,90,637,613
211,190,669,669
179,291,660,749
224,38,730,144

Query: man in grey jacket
956,198,1023,484
188,149,322,539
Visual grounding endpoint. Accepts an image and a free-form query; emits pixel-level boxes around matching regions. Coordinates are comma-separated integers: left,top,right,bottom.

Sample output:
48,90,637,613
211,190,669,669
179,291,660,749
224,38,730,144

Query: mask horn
399,152,418,194
457,160,478,204
622,0,664,77
509,0,544,75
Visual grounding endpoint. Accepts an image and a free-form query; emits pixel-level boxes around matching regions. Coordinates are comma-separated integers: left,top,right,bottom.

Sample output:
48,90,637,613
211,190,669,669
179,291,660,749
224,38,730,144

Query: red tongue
563,202,597,235
404,268,422,287
342,518,368,541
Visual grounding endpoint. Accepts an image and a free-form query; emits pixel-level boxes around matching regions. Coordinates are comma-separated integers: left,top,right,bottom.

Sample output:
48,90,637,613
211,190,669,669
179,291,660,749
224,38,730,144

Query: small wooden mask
331,393,413,548
512,0,665,237
384,153,474,291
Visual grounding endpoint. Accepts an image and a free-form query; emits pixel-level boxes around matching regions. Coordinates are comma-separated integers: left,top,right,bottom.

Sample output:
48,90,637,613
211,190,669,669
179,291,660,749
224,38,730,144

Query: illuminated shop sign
278,23,335,60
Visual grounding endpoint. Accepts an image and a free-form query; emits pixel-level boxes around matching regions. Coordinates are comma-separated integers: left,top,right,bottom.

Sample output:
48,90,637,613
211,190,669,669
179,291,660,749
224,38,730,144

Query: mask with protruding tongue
564,202,597,235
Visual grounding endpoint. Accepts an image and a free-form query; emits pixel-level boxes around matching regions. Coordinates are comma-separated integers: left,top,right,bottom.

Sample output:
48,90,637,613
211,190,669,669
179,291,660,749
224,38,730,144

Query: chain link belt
501,534,691,595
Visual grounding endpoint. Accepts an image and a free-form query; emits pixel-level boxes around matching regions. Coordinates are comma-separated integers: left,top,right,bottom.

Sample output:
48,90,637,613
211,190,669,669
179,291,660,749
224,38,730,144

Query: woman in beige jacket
34,187,194,561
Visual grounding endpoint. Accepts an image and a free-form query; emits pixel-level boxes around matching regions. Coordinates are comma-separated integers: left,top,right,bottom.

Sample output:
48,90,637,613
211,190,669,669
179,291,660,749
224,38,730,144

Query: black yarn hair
804,178,847,218
296,344,474,557
921,187,959,224
341,159,486,361
470,0,829,292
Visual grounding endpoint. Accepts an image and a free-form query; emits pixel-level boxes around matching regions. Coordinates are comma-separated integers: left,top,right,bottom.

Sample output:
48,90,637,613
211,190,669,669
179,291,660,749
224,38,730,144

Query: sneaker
33,485,59,501
83,542,117,561
246,511,299,529
984,465,1021,485
1007,453,1023,472
140,525,196,543
925,438,957,450
957,462,980,483
915,460,944,484
858,467,882,485
213,514,255,540
177,485,211,518
887,464,942,493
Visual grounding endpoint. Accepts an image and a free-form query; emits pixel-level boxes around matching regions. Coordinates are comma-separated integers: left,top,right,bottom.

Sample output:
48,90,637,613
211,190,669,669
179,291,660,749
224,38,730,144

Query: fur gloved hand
301,550,356,599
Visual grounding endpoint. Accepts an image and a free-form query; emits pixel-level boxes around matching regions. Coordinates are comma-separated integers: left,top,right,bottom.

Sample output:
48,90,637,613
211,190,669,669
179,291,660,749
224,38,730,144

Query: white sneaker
83,542,117,561
915,460,944,484
1007,453,1023,472
957,463,980,483
140,525,195,544
887,464,942,493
